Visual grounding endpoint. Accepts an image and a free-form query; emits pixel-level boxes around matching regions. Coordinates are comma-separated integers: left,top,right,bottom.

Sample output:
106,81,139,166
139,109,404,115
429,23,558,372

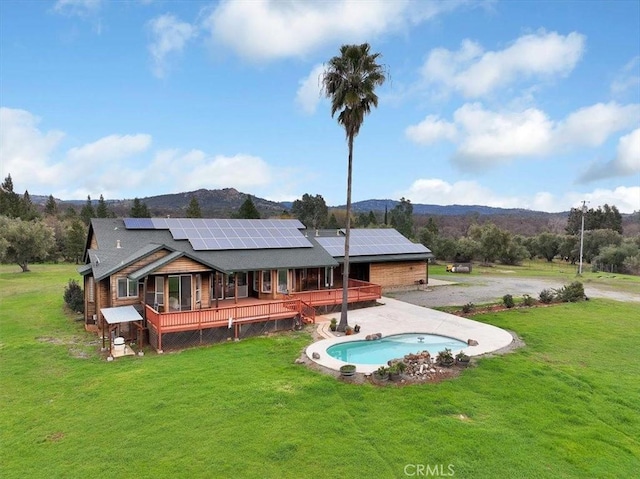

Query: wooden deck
145,279,382,337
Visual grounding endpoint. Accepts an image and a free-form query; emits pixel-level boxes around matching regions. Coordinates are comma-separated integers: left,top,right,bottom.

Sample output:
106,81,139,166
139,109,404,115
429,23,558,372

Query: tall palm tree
322,43,386,332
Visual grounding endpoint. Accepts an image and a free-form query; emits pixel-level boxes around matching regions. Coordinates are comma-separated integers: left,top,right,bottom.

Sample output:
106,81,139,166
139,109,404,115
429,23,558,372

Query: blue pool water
327,333,467,365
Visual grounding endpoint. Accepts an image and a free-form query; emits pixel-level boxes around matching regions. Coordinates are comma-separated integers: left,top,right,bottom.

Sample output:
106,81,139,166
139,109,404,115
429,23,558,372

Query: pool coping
305,296,514,374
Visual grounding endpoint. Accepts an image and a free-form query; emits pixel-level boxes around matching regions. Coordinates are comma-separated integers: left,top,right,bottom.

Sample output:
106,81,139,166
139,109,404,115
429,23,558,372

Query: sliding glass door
168,274,192,311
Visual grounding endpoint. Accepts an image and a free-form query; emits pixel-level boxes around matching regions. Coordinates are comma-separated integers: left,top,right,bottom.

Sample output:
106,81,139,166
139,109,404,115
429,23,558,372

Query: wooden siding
84,275,96,323
153,256,211,275
369,261,427,289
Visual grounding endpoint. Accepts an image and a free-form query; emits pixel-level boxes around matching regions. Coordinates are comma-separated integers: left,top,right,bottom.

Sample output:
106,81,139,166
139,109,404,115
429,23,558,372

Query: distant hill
29,188,638,237
34,189,564,218
277,198,555,217
345,199,555,217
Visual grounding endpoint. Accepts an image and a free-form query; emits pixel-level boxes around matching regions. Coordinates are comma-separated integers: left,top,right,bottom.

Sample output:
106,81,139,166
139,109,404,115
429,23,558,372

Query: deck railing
289,279,381,306
145,280,380,337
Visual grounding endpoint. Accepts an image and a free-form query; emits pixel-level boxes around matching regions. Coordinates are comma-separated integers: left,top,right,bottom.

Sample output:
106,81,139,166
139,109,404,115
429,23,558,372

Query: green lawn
1,264,639,478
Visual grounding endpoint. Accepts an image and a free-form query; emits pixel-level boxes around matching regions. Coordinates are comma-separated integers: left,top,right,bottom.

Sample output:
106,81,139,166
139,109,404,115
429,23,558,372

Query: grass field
1,264,639,478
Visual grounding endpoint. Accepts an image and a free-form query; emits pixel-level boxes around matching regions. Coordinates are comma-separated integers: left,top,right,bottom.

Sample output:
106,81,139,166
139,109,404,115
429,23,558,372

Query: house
79,218,433,352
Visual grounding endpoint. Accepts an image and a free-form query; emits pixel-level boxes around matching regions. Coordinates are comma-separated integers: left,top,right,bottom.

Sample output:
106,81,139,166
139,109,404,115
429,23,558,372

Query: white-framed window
325,267,334,288
277,269,288,294
88,277,95,303
261,270,272,293
195,274,202,304
117,277,138,298
154,277,164,309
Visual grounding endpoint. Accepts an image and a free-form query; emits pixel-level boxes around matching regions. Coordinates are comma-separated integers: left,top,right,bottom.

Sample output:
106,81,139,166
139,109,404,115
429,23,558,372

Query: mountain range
33,188,564,218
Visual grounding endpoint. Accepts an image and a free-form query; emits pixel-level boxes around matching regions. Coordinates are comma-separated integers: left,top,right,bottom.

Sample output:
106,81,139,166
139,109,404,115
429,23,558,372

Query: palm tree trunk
338,134,354,332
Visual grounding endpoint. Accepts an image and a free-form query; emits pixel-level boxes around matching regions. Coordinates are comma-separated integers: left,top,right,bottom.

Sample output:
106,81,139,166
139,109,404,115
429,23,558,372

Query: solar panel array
123,218,312,251
316,229,430,257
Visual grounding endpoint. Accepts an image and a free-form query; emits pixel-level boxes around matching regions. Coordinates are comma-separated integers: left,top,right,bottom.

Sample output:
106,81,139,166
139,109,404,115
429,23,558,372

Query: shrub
539,289,555,304
462,302,475,313
64,279,84,313
502,294,515,308
555,281,586,303
522,294,535,307
436,348,455,366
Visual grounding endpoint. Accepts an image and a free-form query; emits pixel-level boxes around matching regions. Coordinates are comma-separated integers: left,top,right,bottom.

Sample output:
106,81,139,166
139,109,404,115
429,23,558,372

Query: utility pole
578,200,588,275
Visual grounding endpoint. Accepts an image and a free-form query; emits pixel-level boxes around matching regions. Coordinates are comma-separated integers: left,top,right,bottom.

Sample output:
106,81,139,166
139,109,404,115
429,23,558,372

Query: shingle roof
80,218,339,279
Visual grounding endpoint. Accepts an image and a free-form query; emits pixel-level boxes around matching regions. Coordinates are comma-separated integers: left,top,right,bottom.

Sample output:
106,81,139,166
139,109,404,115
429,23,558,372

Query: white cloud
556,102,640,147
565,186,640,214
400,178,535,210
399,178,640,213
66,134,151,163
406,101,640,170
453,104,554,166
0,108,65,187
421,30,585,98
142,150,273,193
611,56,640,97
405,115,457,145
184,154,272,188
53,0,101,16
578,128,640,183
296,64,326,114
616,128,640,174
202,0,465,61
148,14,196,78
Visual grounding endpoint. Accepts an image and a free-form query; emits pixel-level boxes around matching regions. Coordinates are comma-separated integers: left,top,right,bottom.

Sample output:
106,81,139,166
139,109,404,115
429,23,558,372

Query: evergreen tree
80,195,95,225
20,190,40,220
130,198,151,218
63,206,78,220
44,195,58,216
64,218,87,264
291,193,328,229
389,197,414,238
237,196,260,219
327,213,340,229
0,174,20,217
186,197,202,218
96,194,110,218
566,204,623,235
367,210,377,226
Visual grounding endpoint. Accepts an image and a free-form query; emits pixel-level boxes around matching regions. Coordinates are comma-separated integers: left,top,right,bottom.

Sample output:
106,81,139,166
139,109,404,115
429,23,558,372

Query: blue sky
1,0,639,213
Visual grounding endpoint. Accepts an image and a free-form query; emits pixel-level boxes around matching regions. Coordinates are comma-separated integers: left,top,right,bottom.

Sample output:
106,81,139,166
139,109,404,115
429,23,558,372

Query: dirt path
390,275,640,308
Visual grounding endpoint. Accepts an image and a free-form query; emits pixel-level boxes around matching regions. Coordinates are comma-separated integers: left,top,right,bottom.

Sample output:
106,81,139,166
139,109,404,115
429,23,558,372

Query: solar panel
316,229,430,257
124,217,310,251
123,218,154,229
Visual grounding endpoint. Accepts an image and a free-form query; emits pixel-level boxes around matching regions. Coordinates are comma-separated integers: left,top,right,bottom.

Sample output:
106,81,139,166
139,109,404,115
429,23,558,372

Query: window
117,278,138,298
277,269,288,294
261,270,272,293
168,274,192,311
88,277,95,303
195,274,202,304
325,267,334,288
154,277,164,308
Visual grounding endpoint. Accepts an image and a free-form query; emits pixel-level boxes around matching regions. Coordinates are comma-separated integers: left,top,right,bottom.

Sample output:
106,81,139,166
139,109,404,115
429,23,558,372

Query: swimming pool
326,333,468,365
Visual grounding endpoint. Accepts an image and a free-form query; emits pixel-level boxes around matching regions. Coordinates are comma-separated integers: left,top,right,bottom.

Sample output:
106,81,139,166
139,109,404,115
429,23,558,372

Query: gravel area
390,274,640,308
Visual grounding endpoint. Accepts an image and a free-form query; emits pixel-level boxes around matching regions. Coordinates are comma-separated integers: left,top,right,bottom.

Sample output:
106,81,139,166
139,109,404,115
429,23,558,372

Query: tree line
1,171,637,275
